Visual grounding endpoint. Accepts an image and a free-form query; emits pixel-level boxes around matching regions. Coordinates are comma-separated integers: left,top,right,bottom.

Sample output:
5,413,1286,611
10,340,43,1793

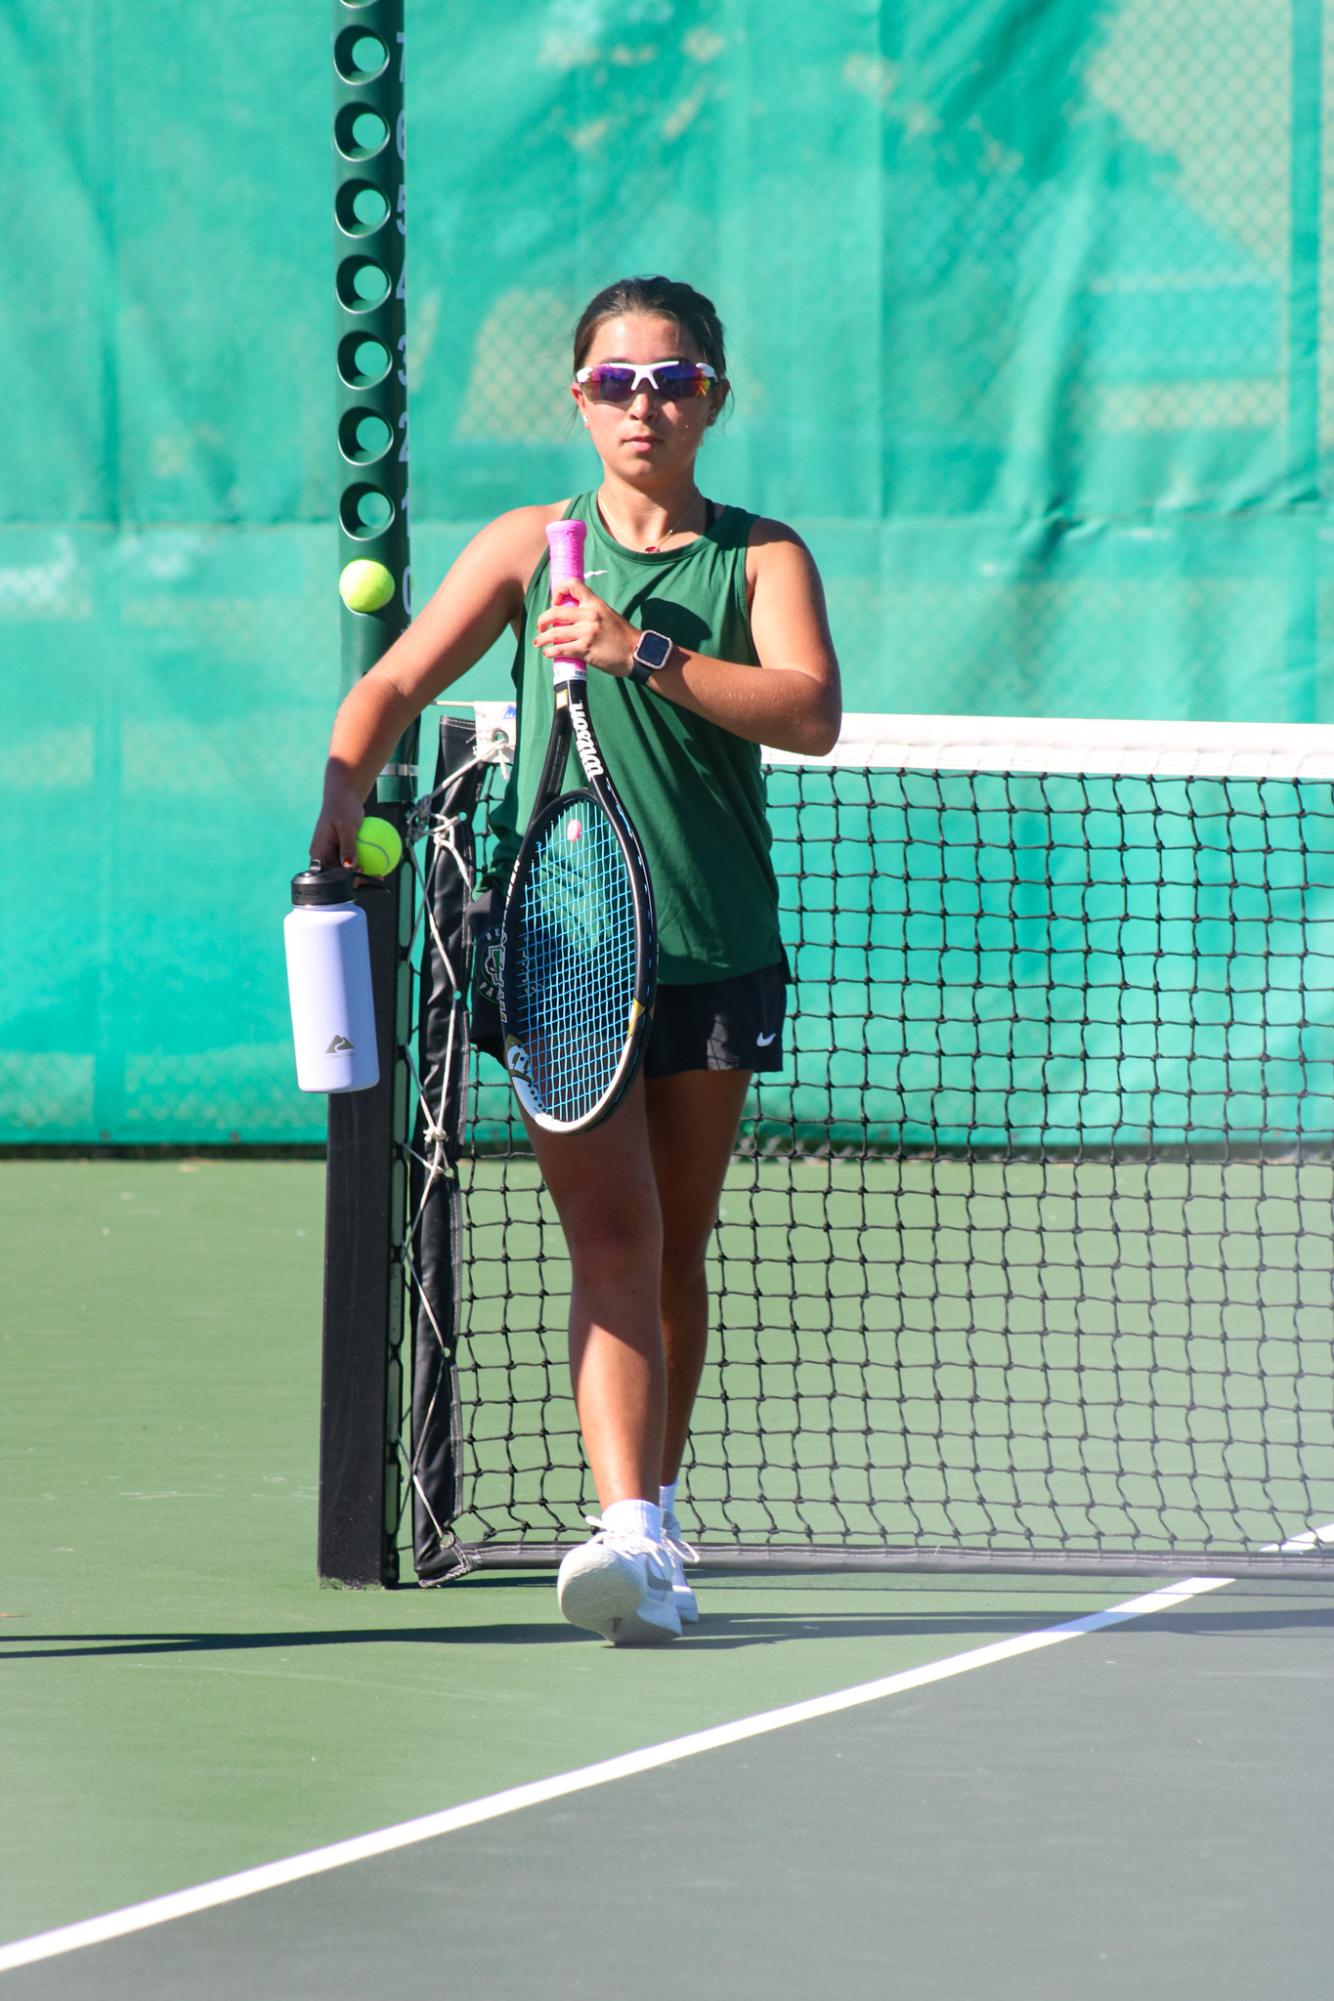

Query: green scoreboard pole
319,0,415,1585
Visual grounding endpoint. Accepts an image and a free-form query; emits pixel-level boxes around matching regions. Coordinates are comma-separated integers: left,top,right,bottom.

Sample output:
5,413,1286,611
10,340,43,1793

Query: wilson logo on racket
570,704,604,779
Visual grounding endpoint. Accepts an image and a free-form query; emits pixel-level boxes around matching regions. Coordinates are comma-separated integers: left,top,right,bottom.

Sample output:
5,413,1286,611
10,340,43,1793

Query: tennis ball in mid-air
339,559,395,614
355,815,403,877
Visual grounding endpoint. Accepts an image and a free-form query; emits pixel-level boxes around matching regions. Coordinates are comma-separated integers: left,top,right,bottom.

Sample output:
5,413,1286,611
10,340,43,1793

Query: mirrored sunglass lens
656,364,707,397
587,368,635,402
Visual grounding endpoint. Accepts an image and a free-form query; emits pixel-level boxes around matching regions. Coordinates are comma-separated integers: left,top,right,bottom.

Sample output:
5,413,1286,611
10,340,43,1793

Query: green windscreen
4,2,1328,1143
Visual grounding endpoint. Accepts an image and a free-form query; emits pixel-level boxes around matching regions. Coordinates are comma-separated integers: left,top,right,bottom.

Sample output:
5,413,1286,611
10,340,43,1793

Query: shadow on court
5,1587,1332,1662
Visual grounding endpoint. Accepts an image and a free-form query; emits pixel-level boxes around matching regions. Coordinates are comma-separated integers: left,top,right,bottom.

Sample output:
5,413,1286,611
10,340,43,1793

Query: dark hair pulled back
572,275,728,383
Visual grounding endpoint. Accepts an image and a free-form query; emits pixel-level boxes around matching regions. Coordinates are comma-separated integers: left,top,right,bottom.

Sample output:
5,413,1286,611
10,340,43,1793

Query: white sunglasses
574,359,717,404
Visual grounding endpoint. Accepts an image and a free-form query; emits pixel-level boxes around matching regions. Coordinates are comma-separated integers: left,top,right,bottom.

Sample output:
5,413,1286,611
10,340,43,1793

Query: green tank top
485,491,782,983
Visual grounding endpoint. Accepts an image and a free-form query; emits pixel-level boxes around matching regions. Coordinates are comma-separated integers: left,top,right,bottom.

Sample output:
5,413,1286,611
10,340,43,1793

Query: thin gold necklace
604,492,705,553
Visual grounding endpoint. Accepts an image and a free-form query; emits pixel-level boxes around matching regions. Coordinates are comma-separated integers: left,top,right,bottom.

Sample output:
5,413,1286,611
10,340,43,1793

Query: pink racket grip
546,518,587,601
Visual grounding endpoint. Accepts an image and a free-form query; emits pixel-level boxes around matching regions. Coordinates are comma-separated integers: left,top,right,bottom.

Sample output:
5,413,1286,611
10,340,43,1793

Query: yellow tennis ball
339,559,395,614
355,815,403,877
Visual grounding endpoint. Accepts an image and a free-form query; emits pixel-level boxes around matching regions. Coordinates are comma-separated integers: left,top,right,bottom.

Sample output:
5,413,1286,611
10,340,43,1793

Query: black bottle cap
291,862,358,907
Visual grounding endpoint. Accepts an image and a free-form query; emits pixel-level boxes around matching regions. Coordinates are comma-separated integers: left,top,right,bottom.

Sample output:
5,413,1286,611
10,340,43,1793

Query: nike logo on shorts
756,1030,777,1048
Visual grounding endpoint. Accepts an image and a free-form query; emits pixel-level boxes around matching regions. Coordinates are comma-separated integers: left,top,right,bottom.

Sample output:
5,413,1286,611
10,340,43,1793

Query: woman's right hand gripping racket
498,518,657,1133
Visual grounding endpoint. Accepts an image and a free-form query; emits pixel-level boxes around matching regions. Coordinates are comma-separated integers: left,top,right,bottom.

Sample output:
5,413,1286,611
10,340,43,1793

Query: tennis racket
498,517,657,1132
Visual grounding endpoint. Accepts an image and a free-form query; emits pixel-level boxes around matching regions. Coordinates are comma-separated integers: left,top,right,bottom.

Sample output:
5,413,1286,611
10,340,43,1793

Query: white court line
0,1572,1234,1976
1263,1521,1334,1555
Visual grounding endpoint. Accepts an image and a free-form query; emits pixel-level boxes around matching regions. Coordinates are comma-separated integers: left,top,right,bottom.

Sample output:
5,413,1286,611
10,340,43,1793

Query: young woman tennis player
312,276,841,1643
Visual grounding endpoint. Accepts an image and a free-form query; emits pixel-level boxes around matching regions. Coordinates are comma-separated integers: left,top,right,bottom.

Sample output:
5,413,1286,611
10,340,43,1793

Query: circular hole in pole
337,332,392,389
336,256,391,311
335,179,391,237
334,104,389,162
338,409,393,466
339,484,395,539
334,27,389,84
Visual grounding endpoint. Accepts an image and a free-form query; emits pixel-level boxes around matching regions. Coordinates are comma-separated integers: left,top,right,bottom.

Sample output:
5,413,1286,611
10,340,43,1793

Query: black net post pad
406,715,490,1582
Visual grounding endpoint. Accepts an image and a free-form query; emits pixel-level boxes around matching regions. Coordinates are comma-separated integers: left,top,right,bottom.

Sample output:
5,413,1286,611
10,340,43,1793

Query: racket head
499,788,655,1133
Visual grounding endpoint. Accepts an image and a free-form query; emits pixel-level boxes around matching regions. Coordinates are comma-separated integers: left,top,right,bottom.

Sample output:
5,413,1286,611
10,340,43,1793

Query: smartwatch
628,629,674,686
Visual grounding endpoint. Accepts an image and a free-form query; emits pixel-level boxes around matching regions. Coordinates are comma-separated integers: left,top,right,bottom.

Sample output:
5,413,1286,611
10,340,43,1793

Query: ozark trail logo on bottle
570,704,604,779
326,1034,355,1055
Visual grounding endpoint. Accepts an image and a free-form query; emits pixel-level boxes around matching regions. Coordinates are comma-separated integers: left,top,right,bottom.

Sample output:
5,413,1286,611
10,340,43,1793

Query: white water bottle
284,864,380,1093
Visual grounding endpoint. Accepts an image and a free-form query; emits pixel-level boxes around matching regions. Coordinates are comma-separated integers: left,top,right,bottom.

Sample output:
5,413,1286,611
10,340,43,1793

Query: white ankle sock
659,1482,678,1520
602,1498,662,1543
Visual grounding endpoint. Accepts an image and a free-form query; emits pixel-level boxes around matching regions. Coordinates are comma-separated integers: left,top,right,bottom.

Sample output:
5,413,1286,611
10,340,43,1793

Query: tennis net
396,706,1334,1579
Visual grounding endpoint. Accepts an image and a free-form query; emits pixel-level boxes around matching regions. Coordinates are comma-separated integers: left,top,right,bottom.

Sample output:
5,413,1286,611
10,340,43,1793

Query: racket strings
509,800,640,1124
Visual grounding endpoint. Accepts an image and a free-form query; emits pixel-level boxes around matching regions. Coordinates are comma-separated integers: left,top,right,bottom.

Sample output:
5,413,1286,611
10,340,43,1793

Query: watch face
637,630,673,671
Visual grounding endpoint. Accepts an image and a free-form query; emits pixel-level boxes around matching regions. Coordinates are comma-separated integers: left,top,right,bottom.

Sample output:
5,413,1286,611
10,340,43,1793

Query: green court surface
3,1160,1331,1997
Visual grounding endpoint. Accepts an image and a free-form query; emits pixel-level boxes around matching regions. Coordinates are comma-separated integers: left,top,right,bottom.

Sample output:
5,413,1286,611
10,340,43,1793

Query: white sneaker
557,1520,682,1646
662,1512,700,1623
